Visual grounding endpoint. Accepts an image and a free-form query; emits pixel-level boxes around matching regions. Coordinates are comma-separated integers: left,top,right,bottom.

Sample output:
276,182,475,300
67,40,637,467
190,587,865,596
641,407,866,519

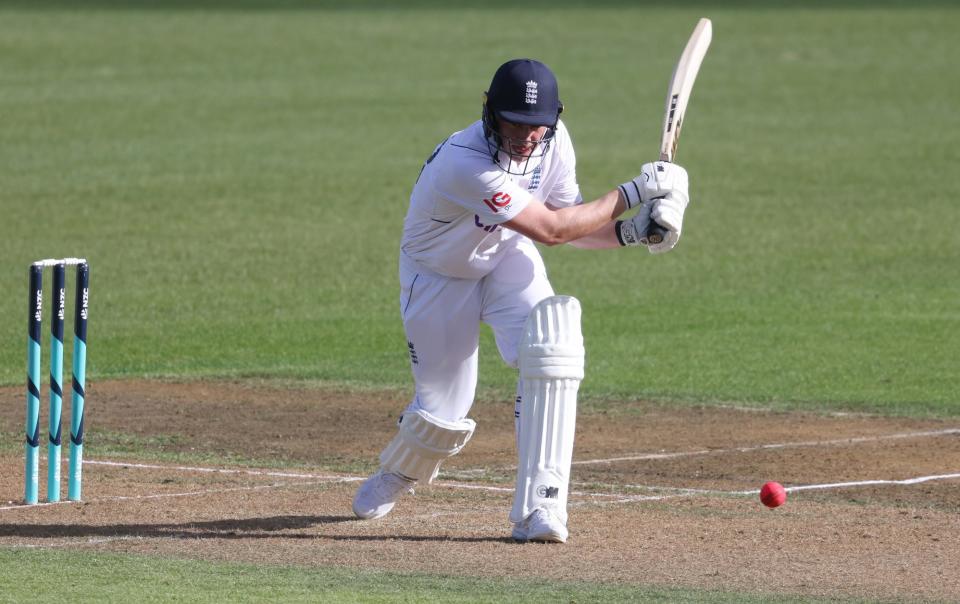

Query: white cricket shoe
511,508,568,543
352,470,416,520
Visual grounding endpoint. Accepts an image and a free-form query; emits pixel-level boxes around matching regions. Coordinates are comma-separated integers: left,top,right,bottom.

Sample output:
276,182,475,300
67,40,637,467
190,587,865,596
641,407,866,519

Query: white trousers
399,241,554,422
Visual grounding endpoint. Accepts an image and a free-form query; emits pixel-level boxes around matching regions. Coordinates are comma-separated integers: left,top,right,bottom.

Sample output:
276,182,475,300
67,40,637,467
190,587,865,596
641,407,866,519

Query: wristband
617,180,643,209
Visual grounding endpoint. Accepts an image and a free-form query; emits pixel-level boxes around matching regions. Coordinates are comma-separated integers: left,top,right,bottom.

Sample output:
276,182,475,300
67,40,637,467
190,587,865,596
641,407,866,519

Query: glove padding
618,161,690,209
647,192,685,254
616,190,688,254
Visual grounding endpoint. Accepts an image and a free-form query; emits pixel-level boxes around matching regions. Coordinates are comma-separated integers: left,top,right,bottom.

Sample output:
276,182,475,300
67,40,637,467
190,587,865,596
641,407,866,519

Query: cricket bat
645,17,712,245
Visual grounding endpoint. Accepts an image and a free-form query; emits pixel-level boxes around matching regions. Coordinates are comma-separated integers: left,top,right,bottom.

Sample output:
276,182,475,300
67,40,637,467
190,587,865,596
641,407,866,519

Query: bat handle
644,222,668,245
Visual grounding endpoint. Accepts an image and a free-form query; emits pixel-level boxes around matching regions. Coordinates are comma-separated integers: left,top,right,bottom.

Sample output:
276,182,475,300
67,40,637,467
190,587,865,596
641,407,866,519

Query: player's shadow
0,515,512,543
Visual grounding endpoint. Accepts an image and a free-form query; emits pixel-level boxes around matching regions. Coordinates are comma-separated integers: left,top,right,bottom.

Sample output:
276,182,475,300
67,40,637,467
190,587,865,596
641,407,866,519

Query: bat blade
647,17,712,244
660,17,712,163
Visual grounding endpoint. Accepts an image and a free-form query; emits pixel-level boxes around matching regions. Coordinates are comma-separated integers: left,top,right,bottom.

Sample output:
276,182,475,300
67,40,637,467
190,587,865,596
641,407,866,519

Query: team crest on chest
527,165,542,191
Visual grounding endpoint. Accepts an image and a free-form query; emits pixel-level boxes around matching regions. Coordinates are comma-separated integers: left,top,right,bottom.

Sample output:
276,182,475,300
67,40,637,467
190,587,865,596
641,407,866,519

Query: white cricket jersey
400,119,581,279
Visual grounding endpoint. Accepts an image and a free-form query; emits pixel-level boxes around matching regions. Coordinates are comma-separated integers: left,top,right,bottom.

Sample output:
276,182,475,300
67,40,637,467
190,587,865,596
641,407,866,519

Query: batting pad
380,409,476,483
510,295,584,525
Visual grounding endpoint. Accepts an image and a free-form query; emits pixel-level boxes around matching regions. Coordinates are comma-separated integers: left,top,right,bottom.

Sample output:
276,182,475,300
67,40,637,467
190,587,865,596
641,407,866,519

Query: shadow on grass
0,514,515,543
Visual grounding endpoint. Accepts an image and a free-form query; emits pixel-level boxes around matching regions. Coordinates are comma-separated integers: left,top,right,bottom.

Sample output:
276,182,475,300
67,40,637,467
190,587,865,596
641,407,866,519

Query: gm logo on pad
536,485,559,499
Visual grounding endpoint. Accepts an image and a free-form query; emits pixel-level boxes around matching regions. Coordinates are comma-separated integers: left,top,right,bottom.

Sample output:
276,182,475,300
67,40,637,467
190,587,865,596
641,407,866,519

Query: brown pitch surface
1,380,958,601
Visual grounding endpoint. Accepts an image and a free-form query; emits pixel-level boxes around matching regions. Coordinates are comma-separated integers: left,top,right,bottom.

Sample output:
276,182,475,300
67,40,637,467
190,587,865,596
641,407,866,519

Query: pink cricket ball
760,481,787,508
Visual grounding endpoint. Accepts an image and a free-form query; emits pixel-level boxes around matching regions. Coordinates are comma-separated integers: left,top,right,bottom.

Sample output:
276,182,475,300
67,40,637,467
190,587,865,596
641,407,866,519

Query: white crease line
3,470,958,518
572,493,694,506
0,500,64,512
601,472,960,499
2,457,368,511
575,483,720,495
428,482,513,494
573,428,960,466
577,472,960,499
0,471,661,514
430,479,638,500
76,427,960,480
84,459,360,481
0,480,338,511
5,453,958,513
96,480,338,503
778,472,960,494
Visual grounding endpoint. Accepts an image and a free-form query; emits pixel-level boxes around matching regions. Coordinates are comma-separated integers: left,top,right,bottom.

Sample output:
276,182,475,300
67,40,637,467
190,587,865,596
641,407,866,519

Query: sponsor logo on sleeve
482,192,512,213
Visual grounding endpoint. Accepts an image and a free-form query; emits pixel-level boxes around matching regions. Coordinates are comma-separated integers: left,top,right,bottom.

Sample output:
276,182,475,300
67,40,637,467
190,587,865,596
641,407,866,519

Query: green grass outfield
0,549,887,604
0,2,957,602
1,1,958,414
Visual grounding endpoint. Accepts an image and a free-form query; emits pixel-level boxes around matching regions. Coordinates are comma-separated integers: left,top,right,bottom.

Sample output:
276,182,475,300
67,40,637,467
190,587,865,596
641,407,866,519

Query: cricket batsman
352,58,690,542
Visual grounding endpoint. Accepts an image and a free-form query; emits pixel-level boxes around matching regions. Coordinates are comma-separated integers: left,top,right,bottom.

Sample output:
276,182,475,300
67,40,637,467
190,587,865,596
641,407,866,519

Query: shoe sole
511,529,568,543
352,502,394,520
528,530,567,543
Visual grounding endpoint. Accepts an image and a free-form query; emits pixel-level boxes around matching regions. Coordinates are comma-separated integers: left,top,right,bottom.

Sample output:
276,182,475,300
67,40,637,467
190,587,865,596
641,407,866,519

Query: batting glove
618,162,689,209
616,191,687,254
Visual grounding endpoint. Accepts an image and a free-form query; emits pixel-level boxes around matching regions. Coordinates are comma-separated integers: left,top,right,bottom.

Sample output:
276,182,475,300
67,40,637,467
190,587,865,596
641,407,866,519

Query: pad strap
380,409,476,483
